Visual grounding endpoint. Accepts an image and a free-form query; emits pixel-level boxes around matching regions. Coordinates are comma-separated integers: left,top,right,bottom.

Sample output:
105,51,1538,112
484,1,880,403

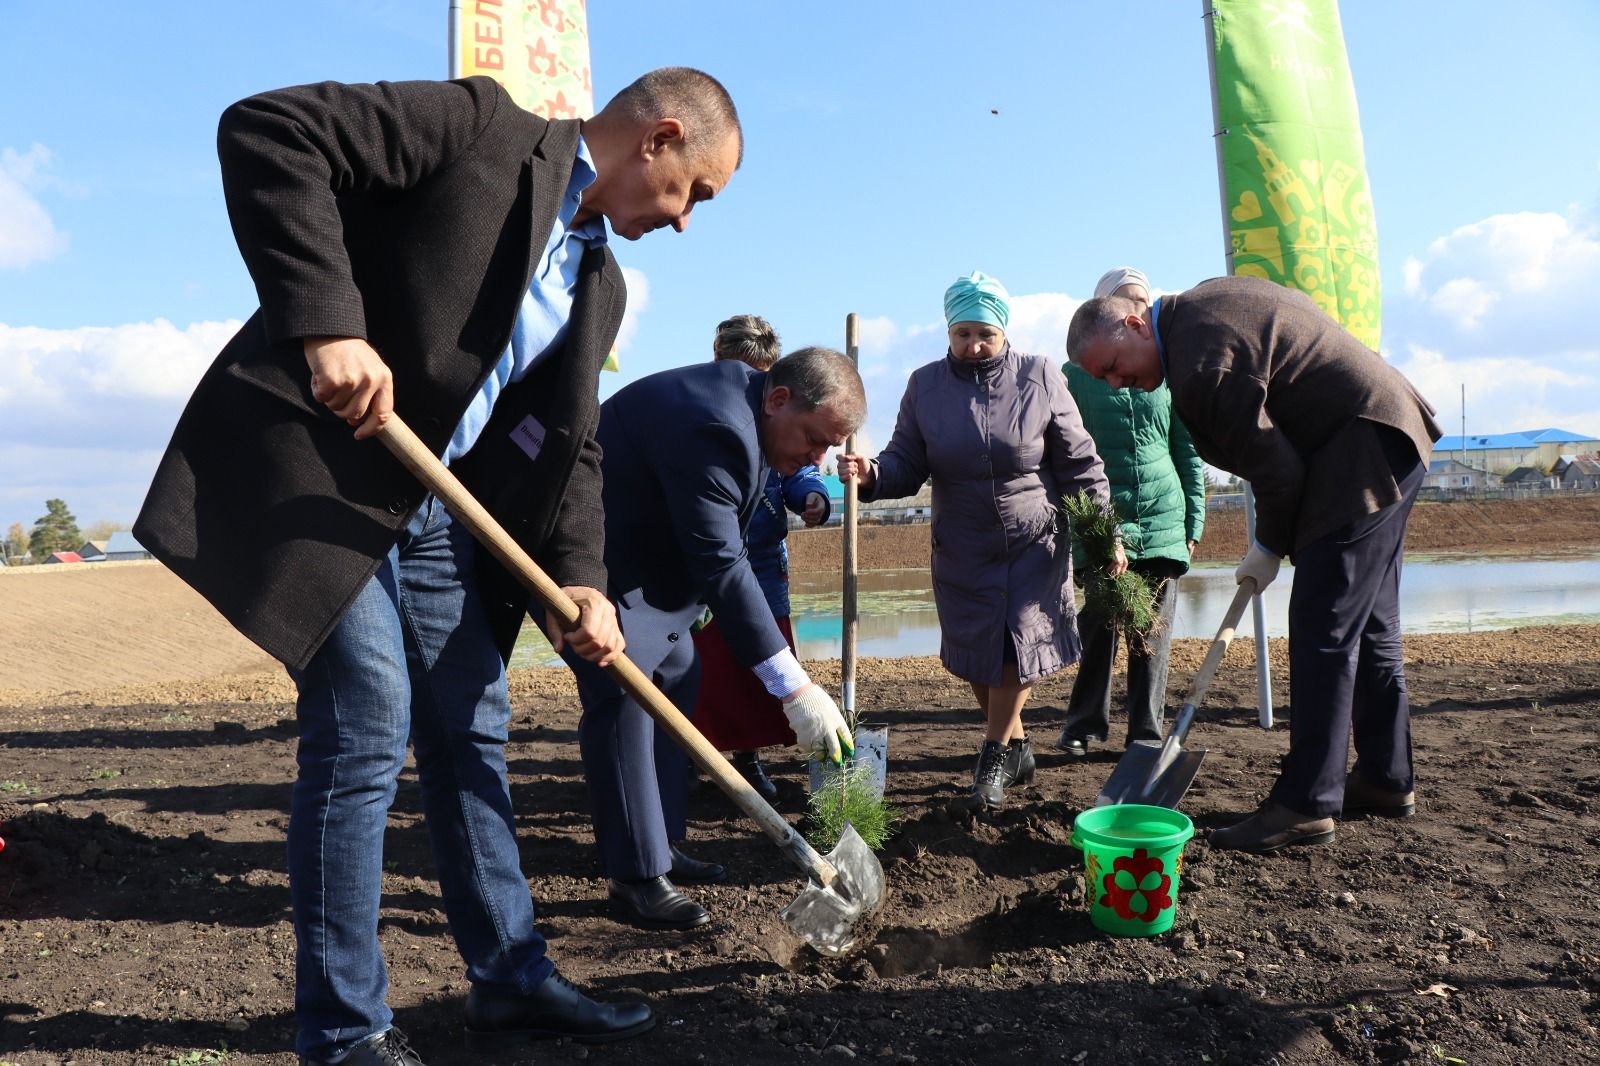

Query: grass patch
166,1049,229,1066
806,761,900,852
0,781,39,795
87,768,124,781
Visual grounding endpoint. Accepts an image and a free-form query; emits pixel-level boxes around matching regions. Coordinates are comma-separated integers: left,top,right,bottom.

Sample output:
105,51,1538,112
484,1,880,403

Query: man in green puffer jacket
1059,268,1206,755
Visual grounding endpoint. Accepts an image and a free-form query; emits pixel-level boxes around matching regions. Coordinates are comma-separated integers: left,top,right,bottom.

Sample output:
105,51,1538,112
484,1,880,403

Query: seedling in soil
0,781,39,794
1060,491,1163,652
806,761,900,852
87,768,124,781
166,1049,229,1066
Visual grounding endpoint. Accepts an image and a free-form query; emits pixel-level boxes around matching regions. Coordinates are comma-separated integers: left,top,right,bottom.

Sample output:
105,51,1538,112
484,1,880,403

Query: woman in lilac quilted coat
839,272,1119,810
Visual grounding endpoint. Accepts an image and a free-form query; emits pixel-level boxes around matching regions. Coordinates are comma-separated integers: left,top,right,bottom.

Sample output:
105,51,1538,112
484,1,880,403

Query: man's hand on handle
802,491,828,527
782,683,855,764
1235,542,1281,592
546,586,625,667
304,335,394,440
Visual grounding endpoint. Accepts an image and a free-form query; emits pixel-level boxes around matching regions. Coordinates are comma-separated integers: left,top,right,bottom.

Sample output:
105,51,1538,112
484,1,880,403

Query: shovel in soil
377,414,883,957
1096,578,1258,809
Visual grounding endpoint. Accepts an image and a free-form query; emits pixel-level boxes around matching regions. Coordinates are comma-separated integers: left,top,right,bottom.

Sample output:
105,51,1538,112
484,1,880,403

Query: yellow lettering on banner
475,22,502,45
475,46,504,70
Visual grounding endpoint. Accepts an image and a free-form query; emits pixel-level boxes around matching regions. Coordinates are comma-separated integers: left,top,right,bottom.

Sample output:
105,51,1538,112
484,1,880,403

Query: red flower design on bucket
1099,847,1174,922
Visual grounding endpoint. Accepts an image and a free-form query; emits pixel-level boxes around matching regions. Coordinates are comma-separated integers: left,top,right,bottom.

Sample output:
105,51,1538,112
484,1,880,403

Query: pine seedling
1060,491,1164,654
806,760,900,852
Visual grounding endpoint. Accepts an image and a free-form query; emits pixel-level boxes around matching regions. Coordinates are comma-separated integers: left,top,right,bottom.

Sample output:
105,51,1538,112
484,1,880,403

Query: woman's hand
1108,542,1129,577
836,453,876,493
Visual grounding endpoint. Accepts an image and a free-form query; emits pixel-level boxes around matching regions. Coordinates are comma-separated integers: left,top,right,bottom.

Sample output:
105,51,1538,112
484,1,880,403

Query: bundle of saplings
1060,490,1162,654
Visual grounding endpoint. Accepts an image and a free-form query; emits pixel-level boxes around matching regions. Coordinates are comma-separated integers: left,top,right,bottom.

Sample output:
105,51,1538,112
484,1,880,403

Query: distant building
1556,455,1600,492
79,540,110,562
1501,466,1556,492
1431,428,1600,475
1423,458,1502,492
45,551,85,564
807,474,934,526
103,530,152,562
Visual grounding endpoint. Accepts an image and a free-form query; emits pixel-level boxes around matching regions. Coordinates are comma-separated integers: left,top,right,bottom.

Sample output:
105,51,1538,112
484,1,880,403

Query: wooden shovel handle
1182,577,1259,710
840,314,860,720
376,414,838,886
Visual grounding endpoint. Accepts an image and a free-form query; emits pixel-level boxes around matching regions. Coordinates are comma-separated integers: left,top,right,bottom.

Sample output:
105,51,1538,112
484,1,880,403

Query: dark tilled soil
3,629,1599,1065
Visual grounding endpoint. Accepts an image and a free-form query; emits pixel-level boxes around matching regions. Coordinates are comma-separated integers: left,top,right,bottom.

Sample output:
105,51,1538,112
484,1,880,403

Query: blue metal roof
1432,428,1597,452
105,530,148,554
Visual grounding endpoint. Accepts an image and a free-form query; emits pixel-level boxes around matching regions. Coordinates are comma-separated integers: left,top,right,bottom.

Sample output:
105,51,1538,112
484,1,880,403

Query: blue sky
2,1,1598,535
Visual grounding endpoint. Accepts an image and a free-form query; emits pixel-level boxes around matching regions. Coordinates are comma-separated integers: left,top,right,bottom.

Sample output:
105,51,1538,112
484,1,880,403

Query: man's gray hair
1065,295,1139,365
604,67,743,167
766,346,866,431
713,314,781,370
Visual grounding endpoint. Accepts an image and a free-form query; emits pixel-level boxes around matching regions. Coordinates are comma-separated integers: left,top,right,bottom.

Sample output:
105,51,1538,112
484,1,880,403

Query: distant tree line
1,500,129,564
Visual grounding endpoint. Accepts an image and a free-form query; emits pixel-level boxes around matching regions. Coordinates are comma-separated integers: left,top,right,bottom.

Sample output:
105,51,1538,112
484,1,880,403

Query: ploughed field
2,561,1597,1065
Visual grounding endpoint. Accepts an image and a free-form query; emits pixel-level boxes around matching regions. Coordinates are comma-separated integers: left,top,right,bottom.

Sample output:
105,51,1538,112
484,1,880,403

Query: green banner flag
1206,0,1380,349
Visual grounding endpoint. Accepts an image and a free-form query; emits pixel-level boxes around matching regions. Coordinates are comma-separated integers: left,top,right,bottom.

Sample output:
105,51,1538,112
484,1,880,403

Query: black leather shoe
1057,731,1090,758
669,843,726,884
301,1027,425,1066
607,874,709,930
464,971,655,1051
1004,736,1036,786
732,749,779,801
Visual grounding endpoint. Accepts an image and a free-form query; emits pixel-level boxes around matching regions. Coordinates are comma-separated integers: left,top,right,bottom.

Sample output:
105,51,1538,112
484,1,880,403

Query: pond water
510,556,1600,668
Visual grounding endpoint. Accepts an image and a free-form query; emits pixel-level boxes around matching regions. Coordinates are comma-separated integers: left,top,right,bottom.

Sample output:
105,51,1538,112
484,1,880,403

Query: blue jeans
286,497,552,1060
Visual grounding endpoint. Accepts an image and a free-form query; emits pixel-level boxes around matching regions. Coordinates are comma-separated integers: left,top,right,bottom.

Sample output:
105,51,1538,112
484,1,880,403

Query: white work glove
1235,542,1281,592
781,684,855,764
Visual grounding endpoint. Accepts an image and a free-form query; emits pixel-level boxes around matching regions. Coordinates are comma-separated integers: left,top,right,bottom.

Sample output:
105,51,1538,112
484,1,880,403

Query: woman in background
839,273,1119,811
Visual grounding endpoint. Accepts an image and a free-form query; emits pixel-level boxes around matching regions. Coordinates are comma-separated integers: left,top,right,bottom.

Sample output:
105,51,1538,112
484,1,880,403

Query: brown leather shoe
1343,771,1416,818
1209,802,1335,853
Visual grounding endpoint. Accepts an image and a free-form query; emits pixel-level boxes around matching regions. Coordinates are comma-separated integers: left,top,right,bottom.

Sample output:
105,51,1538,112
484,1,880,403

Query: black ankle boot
731,750,778,801
1004,735,1035,787
964,739,1010,810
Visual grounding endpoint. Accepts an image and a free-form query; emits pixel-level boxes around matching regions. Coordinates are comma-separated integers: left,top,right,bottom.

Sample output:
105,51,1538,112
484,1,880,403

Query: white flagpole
1203,0,1274,729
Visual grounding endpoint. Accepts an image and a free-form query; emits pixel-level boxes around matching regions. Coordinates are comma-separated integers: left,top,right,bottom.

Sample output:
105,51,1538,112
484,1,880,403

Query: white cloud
0,144,69,269
614,266,649,356
0,319,241,528
1428,277,1499,329
1385,206,1600,436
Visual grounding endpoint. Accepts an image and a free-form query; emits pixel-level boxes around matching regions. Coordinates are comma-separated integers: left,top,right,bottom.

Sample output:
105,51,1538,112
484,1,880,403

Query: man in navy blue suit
558,346,865,929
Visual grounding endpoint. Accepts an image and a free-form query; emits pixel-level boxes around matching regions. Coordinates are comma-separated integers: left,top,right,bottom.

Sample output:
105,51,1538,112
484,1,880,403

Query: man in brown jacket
136,70,742,1065
1067,275,1441,854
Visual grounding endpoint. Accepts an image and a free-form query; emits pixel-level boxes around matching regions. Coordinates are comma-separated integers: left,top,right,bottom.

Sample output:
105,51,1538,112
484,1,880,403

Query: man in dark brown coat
1067,275,1442,854
135,70,741,1065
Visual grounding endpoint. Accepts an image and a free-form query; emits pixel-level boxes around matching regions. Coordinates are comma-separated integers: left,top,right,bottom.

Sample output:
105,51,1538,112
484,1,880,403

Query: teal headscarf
943,271,1010,330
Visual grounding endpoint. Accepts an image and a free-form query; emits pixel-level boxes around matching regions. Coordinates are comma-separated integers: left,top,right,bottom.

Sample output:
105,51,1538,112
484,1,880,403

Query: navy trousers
561,596,701,881
1271,433,1425,818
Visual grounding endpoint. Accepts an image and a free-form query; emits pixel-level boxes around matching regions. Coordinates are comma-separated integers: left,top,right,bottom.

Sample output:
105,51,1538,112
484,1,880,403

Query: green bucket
1071,804,1195,937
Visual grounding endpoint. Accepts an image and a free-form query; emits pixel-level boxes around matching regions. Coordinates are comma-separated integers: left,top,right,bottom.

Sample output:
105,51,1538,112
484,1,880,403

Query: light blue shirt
443,137,607,465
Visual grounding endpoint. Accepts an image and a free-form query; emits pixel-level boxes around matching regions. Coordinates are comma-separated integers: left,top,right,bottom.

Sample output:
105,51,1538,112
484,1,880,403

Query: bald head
600,67,743,167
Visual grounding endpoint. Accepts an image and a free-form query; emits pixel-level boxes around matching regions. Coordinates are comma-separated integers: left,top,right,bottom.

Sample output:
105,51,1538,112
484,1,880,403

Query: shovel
377,414,884,957
1095,578,1258,809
